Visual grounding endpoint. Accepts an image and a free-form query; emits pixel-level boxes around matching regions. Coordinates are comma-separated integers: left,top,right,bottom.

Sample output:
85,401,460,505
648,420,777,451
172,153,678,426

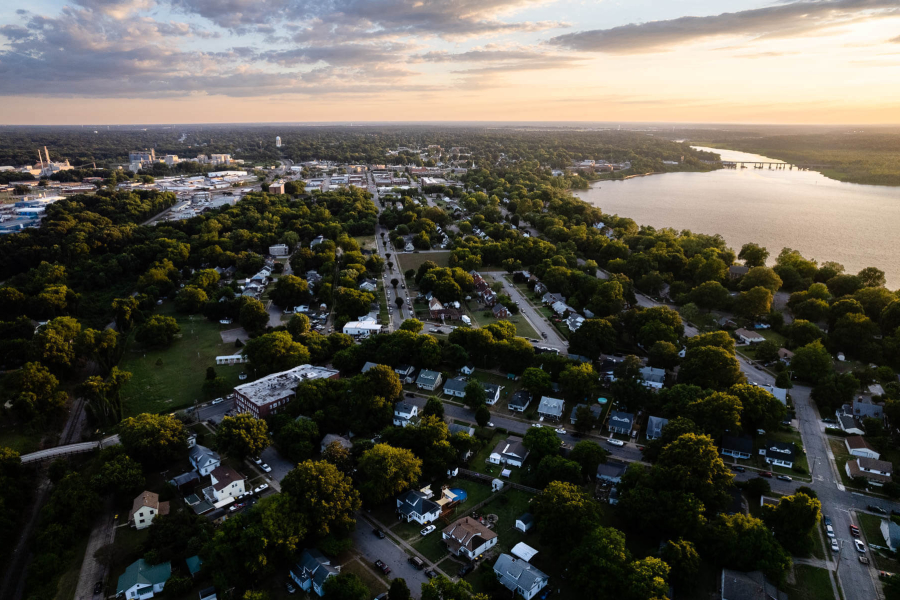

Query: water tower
275,136,282,148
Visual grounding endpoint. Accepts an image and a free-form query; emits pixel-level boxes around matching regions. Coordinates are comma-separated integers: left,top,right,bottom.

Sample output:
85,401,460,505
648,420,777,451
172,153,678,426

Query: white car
531,424,542,429
252,457,263,465
831,539,839,552
555,428,566,434
260,463,272,473
487,422,495,427
420,525,436,536
826,525,835,538
254,484,269,494
855,540,867,553
211,398,225,405
607,439,625,447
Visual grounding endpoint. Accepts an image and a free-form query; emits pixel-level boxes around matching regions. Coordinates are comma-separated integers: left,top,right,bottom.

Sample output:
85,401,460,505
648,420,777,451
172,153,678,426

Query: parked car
424,569,438,580
826,525,835,538
260,463,272,473
732,465,746,473
823,515,832,526
408,556,425,570
458,563,475,577
252,457,263,465
555,428,566,434
421,525,436,536
93,582,103,595
373,528,386,539
831,539,840,552
850,524,861,537
229,503,243,512
860,555,870,565
869,505,888,515
776,475,792,482
855,540,867,553
211,397,225,405
254,484,269,494
760,471,773,478
374,560,391,575
285,582,296,595
607,439,625,447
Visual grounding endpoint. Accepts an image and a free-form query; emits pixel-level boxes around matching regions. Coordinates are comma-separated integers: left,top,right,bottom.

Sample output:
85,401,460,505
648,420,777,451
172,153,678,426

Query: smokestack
38,149,45,170
44,146,50,164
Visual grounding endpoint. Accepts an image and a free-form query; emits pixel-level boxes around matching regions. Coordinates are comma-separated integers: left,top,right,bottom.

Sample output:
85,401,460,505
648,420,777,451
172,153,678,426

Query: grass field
464,303,540,340
786,565,836,600
397,251,452,273
341,559,389,597
119,303,246,417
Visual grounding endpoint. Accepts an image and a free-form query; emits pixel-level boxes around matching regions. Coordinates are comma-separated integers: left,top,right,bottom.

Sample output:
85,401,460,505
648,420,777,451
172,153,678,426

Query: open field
786,565,836,600
397,251,452,273
119,303,246,417
465,303,540,340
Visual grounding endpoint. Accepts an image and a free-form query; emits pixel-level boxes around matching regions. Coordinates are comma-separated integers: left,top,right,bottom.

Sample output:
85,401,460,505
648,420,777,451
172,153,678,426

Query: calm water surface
574,146,900,288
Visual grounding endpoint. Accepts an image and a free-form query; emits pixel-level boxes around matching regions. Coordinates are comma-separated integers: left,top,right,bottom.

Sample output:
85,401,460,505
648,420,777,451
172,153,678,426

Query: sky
1,0,899,125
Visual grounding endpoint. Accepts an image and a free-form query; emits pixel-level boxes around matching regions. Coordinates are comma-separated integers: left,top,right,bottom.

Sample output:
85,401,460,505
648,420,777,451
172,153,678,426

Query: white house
129,491,170,530
508,390,532,412
494,554,548,600
393,402,419,427
290,549,339,597
720,435,753,460
638,367,666,390
536,396,565,421
443,377,468,398
645,416,669,440
607,410,634,435
735,328,766,344
442,517,498,560
203,466,246,503
117,559,172,600
269,244,289,256
359,279,378,293
460,364,475,375
189,444,221,476
416,369,443,391
396,488,441,524
342,321,382,337
489,437,529,468
760,440,796,468
483,382,503,406
845,436,881,459
846,457,893,486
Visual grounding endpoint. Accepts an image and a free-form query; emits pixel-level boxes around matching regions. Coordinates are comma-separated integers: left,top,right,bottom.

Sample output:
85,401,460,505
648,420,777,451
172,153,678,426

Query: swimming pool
450,488,468,501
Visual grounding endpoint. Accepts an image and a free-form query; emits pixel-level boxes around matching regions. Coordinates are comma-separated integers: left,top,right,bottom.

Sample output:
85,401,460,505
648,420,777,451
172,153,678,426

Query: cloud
550,0,900,53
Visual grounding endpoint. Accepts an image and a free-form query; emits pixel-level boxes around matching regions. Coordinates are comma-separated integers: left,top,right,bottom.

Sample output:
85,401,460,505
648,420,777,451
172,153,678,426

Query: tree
134,315,180,348
421,575,483,600
832,312,880,359
240,298,270,332
568,318,617,359
531,481,602,550
689,281,730,311
475,404,490,427
775,370,793,389
119,413,188,467
357,444,422,505
686,330,735,354
559,362,596,402
521,367,551,396
274,418,319,463
573,404,596,434
648,341,680,370
791,340,834,383
423,397,444,419
654,433,734,510
390,278,400,289
389,578,411,600
706,513,792,580
322,440,354,474
243,331,311,377
739,243,769,267
730,384,787,433
625,557,670,600
216,413,269,459
678,346,744,390
569,526,630,599
535,455,583,487
523,426,561,462
364,365,403,402
399,318,423,333
569,440,608,478
763,491,822,555
287,313,311,338
739,267,782,292
6,361,67,422
686,392,742,439
754,340,780,363
858,266,886,288
175,286,208,314
323,573,369,600
463,380,486,409
734,286,773,320
787,319,824,348
98,452,145,496
270,275,309,309
281,460,361,537
660,538,700,591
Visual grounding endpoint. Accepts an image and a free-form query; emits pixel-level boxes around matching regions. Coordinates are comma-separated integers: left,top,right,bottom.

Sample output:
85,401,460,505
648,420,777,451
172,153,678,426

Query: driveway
352,520,430,597
260,445,294,483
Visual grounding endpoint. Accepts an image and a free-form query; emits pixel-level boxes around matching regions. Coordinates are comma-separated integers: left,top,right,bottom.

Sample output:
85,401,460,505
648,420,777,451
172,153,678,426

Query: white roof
343,321,382,330
511,542,538,562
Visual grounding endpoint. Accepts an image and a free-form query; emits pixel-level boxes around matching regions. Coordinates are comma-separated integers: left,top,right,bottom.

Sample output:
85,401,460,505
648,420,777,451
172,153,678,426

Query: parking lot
352,520,432,593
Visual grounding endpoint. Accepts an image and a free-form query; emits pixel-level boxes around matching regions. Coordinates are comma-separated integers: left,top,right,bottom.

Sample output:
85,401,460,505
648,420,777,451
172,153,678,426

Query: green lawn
476,489,537,554
828,437,859,488
786,565,835,600
464,303,540,340
752,427,809,479
467,433,532,484
106,526,151,595
119,303,247,416
397,251,452,273
340,558,389,596
468,370,523,412
857,512,886,547
0,426,46,454
412,530,451,563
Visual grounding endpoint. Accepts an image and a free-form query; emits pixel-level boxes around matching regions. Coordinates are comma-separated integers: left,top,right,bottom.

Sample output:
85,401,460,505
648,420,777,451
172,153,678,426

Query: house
760,384,788,405
492,304,510,319
361,361,379,373
761,440,796,468
168,471,200,494
720,435,754,460
342,321,382,337
395,364,416,382
882,520,900,552
460,363,475,375
396,488,441,524
727,265,750,280
516,513,534,533
607,410,634,435
393,402,419,427
550,301,572,316
443,377,468,398
416,369,443,391
189,444,221,476
645,416,669,440
566,314,585,331
320,433,352,453
203,465,245,503
735,328,766,344
289,549,340,597
638,366,666,390
448,423,475,437
721,569,787,600
542,292,565,306
269,244,289,256
442,517,498,560
778,348,794,363
537,396,565,421
569,403,603,425
852,398,884,420
116,559,172,600
837,414,865,435
509,390,532,412
845,436,880,459
359,279,378,293
489,437,529,467
310,235,324,248
596,460,628,483
494,554,549,600
129,491,170,530
483,382,503,405
198,587,216,600
185,556,202,578
846,457,893,486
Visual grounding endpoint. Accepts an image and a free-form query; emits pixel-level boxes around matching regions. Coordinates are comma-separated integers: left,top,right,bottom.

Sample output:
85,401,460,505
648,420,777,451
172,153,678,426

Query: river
574,146,900,288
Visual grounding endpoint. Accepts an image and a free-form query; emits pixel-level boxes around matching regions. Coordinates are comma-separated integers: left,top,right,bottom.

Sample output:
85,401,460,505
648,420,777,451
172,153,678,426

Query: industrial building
233,364,339,418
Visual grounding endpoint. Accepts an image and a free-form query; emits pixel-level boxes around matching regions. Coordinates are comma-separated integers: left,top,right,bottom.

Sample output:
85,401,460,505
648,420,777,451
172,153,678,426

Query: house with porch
483,382,503,405
442,517,498,560
508,390,532,412
489,437,529,468
761,440,796,468
396,488,441,524
494,554,548,600
735,328,766,344
645,416,669,440
289,549,339,597
202,466,245,504
846,457,893,486
393,402,419,427
443,377,468,398
607,410,634,435
416,369,443,391
189,445,221,476
720,435,754,460
116,559,172,600
129,491,170,530
536,396,565,421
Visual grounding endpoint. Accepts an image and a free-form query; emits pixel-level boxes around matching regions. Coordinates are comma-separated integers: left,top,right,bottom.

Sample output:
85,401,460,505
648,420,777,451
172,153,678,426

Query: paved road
352,519,430,596
73,501,116,600
480,271,568,352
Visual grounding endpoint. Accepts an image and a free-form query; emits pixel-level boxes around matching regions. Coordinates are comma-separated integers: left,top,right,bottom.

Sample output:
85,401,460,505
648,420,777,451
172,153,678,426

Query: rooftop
234,364,339,408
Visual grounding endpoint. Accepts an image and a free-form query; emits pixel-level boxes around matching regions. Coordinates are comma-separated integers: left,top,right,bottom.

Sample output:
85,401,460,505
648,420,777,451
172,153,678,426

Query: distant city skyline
1,0,899,125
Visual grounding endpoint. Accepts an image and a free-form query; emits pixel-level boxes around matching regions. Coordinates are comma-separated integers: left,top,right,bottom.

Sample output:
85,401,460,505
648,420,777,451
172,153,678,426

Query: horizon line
2,120,900,128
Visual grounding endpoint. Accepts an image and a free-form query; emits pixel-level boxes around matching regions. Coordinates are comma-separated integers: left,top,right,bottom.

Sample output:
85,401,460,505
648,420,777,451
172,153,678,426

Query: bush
163,576,192,595
791,465,807,474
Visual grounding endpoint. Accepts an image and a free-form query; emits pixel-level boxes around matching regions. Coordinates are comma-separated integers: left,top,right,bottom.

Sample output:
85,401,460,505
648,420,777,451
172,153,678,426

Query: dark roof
517,513,534,525
397,490,440,517
608,410,634,427
596,460,628,479
721,434,754,454
764,440,796,462
444,377,468,393
509,390,532,409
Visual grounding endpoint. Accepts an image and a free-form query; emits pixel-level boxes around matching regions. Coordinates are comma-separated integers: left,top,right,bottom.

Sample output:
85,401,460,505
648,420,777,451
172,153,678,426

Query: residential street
73,502,116,600
480,270,568,352
351,517,432,596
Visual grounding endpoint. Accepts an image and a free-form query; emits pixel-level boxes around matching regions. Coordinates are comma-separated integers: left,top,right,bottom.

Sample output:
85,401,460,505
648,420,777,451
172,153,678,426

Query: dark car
408,556,425,570
374,560,391,575
869,505,888,515
458,563,475,577
373,528,386,539
93,582,103,595
760,471,773,478
424,569,438,580
732,465,746,473
823,515,832,526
